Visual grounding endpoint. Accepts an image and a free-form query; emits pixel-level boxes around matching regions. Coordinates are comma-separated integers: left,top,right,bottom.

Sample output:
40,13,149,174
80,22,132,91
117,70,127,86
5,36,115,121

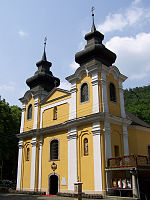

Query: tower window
26,147,30,161
109,83,117,102
27,104,32,120
53,106,57,120
84,138,88,156
81,83,89,103
50,139,59,161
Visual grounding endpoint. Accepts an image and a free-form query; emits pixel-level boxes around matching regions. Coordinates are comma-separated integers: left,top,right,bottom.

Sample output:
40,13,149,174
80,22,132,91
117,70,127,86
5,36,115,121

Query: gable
41,88,71,105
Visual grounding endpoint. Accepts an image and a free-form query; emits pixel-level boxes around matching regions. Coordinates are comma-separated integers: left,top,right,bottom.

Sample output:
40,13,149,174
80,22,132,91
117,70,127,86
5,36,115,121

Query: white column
69,81,77,120
67,127,77,190
33,97,39,129
20,104,26,133
38,136,43,191
92,71,100,113
123,125,129,155
30,136,37,190
101,72,109,113
92,122,103,191
104,121,112,163
16,139,23,190
119,81,126,118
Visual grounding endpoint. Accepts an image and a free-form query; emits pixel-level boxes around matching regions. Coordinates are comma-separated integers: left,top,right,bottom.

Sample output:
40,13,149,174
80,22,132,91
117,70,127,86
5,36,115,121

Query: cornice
17,112,132,139
128,125,150,132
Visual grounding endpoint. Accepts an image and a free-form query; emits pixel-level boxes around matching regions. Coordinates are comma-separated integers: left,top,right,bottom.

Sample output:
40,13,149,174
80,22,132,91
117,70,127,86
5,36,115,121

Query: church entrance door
49,175,58,195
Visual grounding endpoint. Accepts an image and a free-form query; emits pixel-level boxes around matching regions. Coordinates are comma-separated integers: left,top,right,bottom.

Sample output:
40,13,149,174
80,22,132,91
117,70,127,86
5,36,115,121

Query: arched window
109,83,117,102
26,147,30,161
50,139,59,160
84,138,88,156
81,83,89,103
27,104,32,120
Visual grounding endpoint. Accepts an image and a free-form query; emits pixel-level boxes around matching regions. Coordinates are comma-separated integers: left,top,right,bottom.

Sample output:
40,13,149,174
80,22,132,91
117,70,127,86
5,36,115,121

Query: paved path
0,193,118,200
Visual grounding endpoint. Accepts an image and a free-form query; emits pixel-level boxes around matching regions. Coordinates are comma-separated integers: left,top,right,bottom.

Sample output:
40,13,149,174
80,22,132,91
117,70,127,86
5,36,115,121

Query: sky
0,0,150,106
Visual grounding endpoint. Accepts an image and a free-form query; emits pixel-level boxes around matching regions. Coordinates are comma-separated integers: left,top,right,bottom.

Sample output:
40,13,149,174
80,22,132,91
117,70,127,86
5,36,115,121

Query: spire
42,36,47,61
91,6,96,32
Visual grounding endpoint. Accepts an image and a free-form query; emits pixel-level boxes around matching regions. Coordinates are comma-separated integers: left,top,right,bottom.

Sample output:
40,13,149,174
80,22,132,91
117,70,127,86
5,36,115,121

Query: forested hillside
0,99,21,181
124,85,150,125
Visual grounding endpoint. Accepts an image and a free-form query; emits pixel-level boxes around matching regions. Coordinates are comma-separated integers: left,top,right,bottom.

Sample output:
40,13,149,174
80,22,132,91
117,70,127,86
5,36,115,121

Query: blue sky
0,0,150,106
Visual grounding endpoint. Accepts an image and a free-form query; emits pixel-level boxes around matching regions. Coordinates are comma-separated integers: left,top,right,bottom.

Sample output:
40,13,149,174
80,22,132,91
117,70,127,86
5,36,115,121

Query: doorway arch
48,173,59,195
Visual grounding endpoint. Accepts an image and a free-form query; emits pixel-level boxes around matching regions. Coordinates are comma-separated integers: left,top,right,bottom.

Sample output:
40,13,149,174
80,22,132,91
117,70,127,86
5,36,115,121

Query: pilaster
92,71,100,113
38,136,43,191
20,104,26,133
69,81,77,120
30,136,37,190
92,121,103,191
123,125,129,156
16,139,23,190
119,81,126,118
33,97,39,129
101,72,108,113
67,127,77,190
104,121,111,163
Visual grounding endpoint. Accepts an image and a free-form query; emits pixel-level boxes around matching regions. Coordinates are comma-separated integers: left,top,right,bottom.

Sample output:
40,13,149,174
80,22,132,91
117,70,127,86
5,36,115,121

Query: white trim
104,121,111,163
119,81,126,118
123,125,129,156
40,98,70,128
20,104,25,133
30,136,37,190
38,136,43,191
92,71,100,113
16,139,23,190
69,81,77,120
68,127,77,190
101,72,108,113
92,122,103,191
33,97,39,129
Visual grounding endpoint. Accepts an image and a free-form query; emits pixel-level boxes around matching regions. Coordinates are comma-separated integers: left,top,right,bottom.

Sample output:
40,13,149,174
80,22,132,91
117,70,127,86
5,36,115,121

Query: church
16,13,150,199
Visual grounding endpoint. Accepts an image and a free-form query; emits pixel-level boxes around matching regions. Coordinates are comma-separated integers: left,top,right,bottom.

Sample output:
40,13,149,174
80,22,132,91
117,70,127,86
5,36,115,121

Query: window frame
49,138,60,161
80,82,89,104
83,138,89,156
109,82,117,103
27,104,33,120
26,147,30,161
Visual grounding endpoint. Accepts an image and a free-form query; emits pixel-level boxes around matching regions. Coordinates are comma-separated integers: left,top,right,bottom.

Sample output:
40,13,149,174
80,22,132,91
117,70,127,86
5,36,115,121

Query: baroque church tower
16,12,150,198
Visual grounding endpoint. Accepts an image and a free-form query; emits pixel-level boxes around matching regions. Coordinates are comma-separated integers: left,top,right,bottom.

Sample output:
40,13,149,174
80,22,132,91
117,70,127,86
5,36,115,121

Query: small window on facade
84,138,88,156
53,106,57,120
81,83,89,103
26,147,30,161
50,139,59,160
27,104,32,120
109,83,117,102
114,145,119,157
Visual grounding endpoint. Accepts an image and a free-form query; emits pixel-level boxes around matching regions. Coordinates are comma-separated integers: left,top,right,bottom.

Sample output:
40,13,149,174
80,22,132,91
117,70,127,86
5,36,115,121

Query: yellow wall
76,73,93,118
21,139,32,189
77,124,94,191
111,123,124,157
24,98,35,132
42,103,69,128
41,131,68,192
128,127,150,155
106,73,121,117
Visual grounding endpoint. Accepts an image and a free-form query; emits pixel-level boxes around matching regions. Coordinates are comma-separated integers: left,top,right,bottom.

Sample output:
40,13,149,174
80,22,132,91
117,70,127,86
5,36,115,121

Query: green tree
0,99,21,180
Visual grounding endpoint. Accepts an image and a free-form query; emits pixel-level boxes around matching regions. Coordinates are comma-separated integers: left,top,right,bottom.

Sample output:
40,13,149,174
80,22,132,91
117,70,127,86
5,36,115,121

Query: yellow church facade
16,16,150,198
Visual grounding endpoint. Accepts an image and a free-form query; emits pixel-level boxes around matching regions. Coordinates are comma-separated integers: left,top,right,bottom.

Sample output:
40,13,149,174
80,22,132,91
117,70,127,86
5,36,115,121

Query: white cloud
98,0,147,34
106,32,150,85
59,81,71,91
0,82,15,92
18,30,28,37
70,61,79,70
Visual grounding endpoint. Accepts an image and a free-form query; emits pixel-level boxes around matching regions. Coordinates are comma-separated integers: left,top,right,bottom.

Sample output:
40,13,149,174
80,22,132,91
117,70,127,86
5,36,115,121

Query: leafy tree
124,85,150,125
0,99,21,180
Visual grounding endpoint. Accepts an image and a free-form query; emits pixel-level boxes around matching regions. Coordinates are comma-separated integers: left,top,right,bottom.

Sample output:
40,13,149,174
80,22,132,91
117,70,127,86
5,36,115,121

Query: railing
107,155,150,168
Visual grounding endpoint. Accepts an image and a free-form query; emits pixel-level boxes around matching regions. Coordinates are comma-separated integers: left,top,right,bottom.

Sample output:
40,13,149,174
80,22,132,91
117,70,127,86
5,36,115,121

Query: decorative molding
92,121,103,191
104,121,112,161
33,97,39,129
38,136,43,191
16,139,23,190
92,71,100,113
123,125,129,156
20,103,26,133
69,81,77,120
101,71,108,113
